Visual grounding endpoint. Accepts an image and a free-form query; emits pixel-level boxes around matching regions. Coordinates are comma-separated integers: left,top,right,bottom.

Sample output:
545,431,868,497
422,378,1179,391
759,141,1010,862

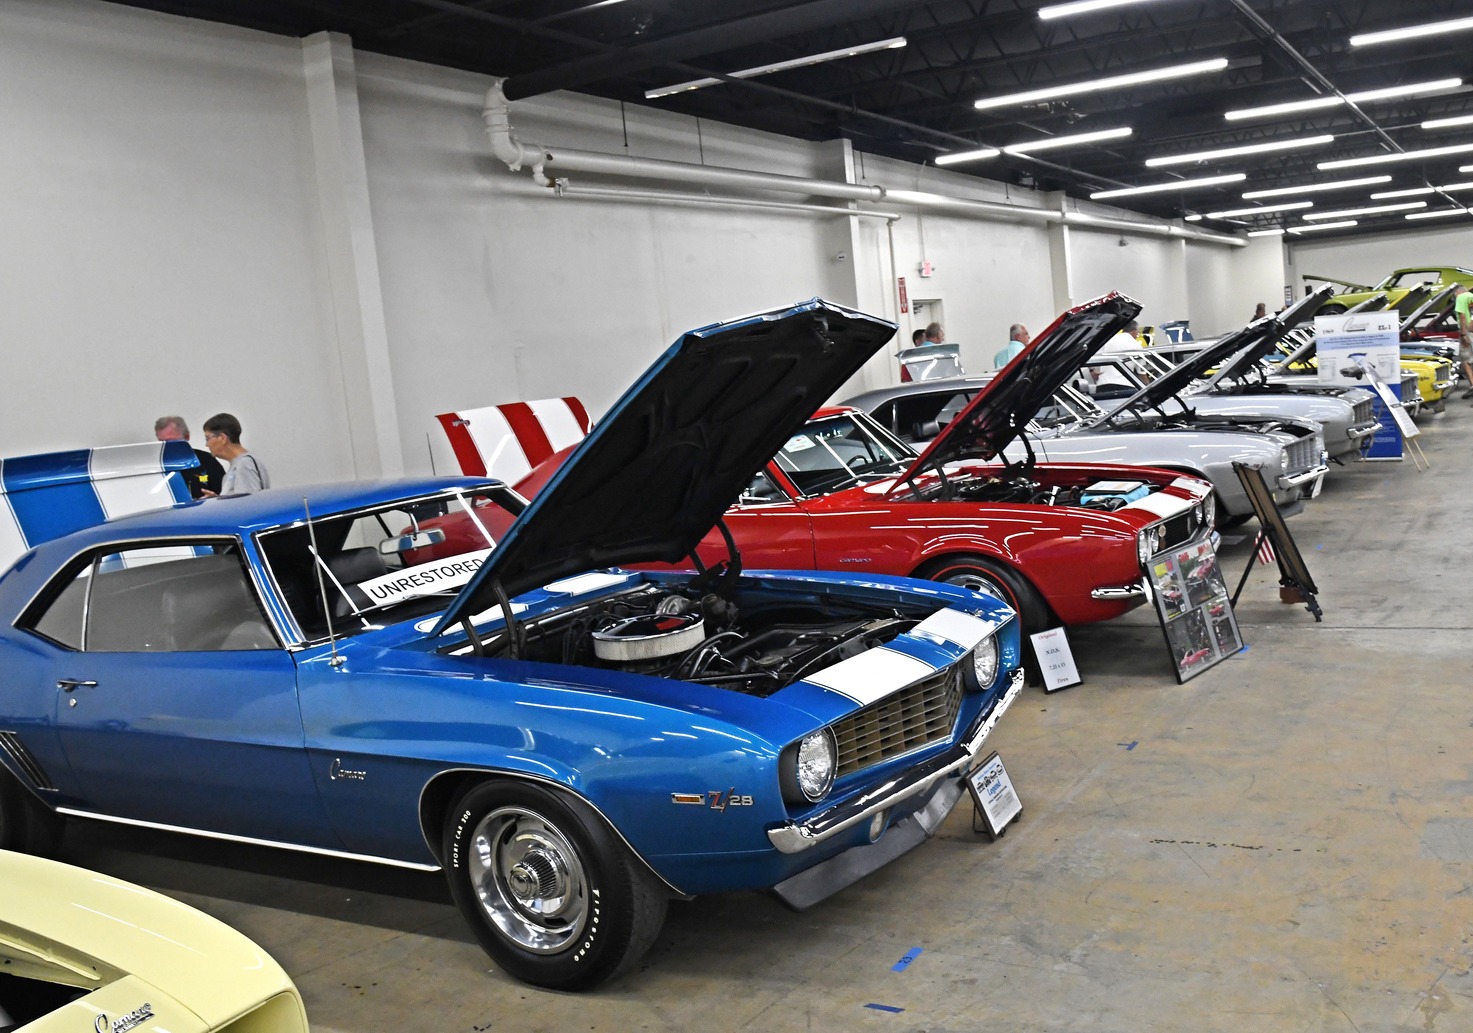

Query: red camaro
429,295,1216,632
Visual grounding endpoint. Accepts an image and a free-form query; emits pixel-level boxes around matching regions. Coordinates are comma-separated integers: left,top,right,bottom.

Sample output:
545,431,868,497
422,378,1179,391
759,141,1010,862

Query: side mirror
379,528,447,555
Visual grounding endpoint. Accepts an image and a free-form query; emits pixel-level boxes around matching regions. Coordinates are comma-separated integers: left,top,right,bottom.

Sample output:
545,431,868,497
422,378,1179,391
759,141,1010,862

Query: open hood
1280,290,1390,366
1095,288,1329,422
436,299,897,629
1202,285,1336,387
895,293,1138,481
1401,283,1461,332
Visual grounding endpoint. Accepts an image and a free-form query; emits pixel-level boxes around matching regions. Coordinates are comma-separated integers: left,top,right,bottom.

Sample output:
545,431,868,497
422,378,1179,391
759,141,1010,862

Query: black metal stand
1229,463,1324,623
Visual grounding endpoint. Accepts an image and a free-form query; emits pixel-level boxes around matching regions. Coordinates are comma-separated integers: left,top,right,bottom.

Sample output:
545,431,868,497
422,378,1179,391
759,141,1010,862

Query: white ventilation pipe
482,79,1244,248
554,182,902,221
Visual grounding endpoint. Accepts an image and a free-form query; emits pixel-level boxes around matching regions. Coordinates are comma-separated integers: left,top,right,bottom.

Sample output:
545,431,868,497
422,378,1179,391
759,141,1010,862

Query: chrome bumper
1091,583,1146,601
1278,462,1329,491
766,667,1025,855
1346,420,1381,441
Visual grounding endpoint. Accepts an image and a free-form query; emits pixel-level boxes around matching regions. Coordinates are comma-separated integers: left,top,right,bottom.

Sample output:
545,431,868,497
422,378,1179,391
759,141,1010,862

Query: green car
1306,266,1473,315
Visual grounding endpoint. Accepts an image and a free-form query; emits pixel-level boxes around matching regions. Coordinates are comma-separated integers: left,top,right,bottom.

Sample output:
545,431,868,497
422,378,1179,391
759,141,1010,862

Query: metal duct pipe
482,81,1243,247
553,182,902,221
540,149,886,202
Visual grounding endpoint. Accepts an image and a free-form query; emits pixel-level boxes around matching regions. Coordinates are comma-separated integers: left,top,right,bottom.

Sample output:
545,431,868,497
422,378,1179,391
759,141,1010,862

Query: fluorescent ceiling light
1423,114,1473,130
1038,0,1167,19
1302,201,1427,220
973,58,1227,112
1287,220,1357,234
1147,135,1334,167
1200,200,1313,219
1225,97,1340,121
1351,16,1473,48
1406,208,1473,220
1090,172,1246,200
1003,126,1133,155
1241,175,1391,199
644,36,907,98
1184,214,1202,221
1369,186,1434,199
1319,141,1473,169
934,147,1002,166
1247,228,1286,237
1226,80,1462,122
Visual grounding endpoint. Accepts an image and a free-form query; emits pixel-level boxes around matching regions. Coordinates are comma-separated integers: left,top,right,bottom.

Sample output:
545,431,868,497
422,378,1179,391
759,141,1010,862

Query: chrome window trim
13,535,286,653
252,482,518,648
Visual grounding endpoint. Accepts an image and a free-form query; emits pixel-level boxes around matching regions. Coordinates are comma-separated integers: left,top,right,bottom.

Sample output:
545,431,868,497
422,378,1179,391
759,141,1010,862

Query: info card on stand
1314,311,1402,460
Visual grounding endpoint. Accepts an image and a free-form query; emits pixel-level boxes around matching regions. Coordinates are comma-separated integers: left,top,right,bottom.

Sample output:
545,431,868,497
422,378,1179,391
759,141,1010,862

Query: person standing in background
995,324,1029,368
153,415,224,499
201,413,271,495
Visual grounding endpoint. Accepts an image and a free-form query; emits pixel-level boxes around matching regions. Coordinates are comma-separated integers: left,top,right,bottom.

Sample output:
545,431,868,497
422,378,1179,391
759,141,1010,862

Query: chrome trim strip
55,807,443,871
1091,584,1146,600
0,731,55,791
766,666,1025,855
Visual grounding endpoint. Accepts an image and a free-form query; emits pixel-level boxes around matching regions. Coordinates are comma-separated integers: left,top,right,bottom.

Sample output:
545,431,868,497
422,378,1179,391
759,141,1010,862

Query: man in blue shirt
994,324,1029,368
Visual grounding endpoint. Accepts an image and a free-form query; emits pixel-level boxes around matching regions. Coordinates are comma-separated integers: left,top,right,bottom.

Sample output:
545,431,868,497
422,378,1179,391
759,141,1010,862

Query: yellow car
0,850,309,1032
1271,329,1453,409
1307,266,1473,315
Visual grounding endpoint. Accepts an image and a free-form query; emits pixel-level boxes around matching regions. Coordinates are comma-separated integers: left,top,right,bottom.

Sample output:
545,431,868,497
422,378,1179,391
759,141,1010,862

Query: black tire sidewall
444,780,644,991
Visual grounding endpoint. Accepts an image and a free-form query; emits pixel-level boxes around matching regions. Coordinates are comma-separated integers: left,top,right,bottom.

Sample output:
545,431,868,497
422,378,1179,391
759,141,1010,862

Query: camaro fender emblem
329,757,367,781
96,1004,154,1033
672,789,754,810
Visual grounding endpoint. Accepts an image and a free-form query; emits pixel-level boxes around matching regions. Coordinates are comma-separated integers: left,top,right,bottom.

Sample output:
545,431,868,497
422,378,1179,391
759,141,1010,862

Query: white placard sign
967,751,1022,837
1314,312,1400,387
1029,626,1082,692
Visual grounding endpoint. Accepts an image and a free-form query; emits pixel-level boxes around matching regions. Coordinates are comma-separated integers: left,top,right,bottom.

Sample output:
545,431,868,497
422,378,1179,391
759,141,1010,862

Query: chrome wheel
944,569,1011,604
468,805,588,954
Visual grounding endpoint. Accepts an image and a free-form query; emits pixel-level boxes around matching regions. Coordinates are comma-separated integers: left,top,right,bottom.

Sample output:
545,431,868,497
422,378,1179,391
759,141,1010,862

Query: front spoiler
766,667,1025,857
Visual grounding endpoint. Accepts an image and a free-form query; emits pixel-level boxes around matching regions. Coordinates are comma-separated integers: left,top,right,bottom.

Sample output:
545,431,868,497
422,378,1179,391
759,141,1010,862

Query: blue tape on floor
1117,741,1138,751
892,947,923,972
866,1004,905,1013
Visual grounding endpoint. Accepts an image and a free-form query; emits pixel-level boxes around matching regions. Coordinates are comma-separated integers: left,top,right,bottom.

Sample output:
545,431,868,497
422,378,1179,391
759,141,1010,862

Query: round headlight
1137,525,1162,565
971,636,1000,688
1199,492,1215,527
794,728,837,802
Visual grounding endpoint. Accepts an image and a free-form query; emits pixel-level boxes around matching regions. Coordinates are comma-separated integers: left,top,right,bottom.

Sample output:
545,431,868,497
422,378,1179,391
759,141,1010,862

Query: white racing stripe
1170,476,1208,493
527,398,588,452
464,408,532,485
89,442,176,519
804,647,938,707
544,571,630,595
913,607,997,650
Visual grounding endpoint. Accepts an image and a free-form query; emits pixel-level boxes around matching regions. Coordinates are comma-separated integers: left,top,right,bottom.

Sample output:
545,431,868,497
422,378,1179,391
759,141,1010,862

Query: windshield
773,413,914,497
256,485,524,641
1380,269,1444,290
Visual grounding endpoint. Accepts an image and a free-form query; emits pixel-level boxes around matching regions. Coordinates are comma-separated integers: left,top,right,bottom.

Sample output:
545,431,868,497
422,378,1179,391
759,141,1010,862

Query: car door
28,539,334,847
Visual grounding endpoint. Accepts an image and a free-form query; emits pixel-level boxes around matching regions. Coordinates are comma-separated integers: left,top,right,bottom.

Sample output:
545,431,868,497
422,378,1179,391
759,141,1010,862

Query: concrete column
302,33,403,476
1045,192,1074,315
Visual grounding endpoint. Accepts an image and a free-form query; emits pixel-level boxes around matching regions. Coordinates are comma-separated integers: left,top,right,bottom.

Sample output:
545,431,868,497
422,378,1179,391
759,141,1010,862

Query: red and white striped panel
434,398,591,482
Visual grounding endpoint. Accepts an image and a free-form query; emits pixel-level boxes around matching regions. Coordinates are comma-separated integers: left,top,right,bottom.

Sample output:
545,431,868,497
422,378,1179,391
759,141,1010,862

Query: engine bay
937,473,1160,511
459,583,919,697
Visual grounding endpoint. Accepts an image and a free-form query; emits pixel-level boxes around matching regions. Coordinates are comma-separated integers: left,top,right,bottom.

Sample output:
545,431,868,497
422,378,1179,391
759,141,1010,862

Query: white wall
1187,234,1289,337
0,0,353,486
1,0,1280,486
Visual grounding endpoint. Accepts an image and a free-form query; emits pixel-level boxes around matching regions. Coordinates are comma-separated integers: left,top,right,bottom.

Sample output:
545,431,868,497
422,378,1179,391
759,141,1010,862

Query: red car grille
833,667,964,778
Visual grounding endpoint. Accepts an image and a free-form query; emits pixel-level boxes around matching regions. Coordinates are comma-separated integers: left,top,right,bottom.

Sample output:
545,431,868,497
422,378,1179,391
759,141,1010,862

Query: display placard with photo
1148,539,1244,683
967,752,1022,838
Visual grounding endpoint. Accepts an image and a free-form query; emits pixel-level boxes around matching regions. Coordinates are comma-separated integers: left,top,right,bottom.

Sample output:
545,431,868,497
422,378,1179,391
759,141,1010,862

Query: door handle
57,679,98,692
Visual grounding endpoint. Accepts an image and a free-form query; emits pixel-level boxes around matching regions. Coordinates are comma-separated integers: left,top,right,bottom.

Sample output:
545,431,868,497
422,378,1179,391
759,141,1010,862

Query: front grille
1156,511,1198,553
0,730,56,791
1353,399,1373,425
1285,437,1317,476
832,666,964,778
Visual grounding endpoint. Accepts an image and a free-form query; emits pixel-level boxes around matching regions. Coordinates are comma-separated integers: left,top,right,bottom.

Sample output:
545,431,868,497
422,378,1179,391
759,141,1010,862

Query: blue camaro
0,300,1022,990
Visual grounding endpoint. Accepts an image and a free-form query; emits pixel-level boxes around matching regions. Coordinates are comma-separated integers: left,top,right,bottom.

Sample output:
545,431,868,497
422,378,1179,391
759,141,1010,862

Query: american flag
1255,532,1276,566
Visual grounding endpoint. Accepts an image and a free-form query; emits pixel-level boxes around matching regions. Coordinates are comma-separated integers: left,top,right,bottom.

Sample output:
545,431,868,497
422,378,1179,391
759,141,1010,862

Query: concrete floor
59,402,1473,1033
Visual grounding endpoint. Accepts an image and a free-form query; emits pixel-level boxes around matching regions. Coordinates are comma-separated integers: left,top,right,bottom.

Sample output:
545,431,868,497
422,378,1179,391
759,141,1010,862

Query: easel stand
1230,463,1324,622
1232,530,1322,621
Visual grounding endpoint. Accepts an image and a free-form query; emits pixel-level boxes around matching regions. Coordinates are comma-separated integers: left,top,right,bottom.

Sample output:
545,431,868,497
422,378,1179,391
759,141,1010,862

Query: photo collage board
1148,539,1244,683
